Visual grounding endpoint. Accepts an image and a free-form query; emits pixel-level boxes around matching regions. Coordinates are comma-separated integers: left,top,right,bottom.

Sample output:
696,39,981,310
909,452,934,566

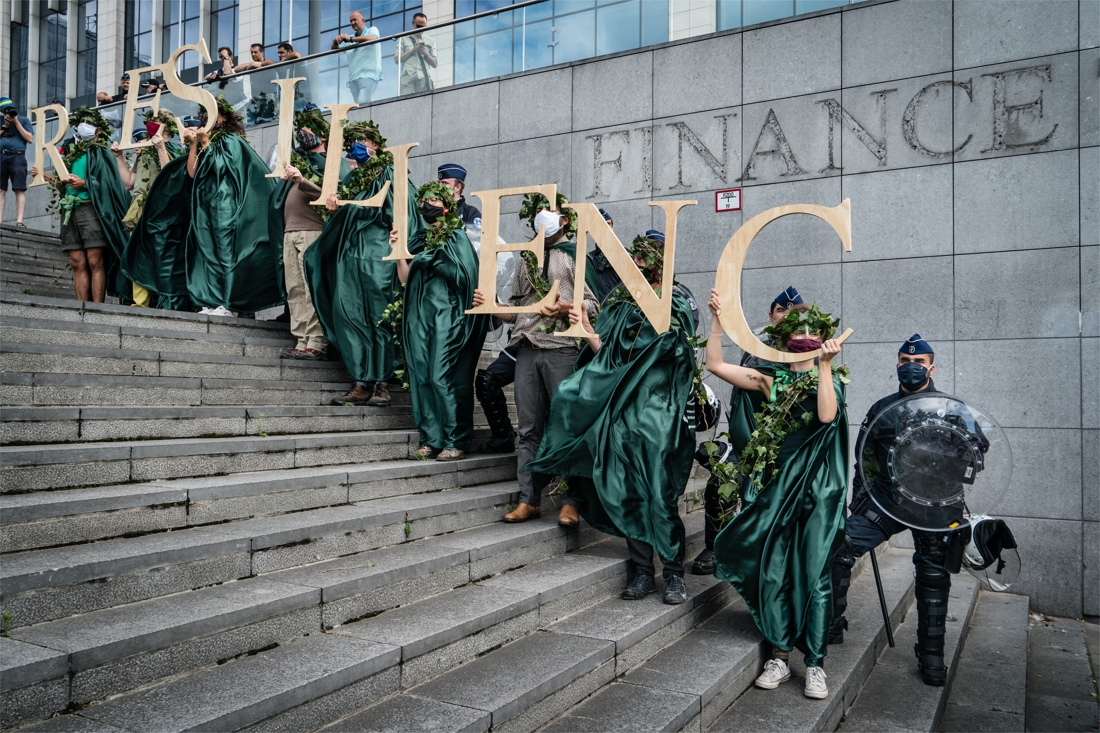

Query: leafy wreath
763,304,840,348
294,106,330,142
132,109,180,187
416,181,463,251
337,121,393,200
518,191,577,240
68,106,114,136
198,95,246,145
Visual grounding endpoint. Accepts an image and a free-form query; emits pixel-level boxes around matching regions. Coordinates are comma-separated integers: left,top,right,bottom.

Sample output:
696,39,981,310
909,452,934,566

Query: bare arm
110,142,136,189
815,340,841,424
13,117,33,143
392,229,410,284
184,130,199,178
153,136,170,168
705,289,771,395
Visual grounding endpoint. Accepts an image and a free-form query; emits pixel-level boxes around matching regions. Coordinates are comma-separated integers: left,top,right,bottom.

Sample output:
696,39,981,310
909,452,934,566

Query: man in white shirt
332,11,382,105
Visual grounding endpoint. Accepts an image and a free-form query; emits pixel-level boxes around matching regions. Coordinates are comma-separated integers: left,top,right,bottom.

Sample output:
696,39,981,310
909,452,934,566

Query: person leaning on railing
332,10,382,105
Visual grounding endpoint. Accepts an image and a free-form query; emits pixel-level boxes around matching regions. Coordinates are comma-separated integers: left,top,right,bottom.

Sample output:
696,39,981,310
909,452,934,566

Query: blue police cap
773,286,803,309
900,333,934,356
598,208,612,223
437,163,467,181
645,229,665,243
132,127,149,142
181,116,203,128
121,73,130,81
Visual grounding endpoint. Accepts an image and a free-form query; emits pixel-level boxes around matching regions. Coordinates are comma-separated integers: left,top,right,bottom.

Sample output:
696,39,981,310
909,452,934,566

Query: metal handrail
95,0,548,113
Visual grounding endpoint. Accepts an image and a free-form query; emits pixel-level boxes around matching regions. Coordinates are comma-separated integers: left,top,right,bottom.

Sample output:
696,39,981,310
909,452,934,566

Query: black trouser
702,473,722,551
475,345,517,448
832,510,952,668
627,538,684,580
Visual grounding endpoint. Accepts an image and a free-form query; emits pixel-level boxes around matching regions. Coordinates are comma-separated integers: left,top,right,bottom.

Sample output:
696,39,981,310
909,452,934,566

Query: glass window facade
8,7,29,111
77,0,98,100
719,0,848,31
161,0,202,76
452,0,667,85
262,0,420,60
38,9,67,105
210,0,239,61
125,0,154,74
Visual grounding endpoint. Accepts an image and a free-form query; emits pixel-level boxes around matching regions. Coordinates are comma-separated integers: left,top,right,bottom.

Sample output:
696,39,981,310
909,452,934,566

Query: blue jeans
348,77,379,105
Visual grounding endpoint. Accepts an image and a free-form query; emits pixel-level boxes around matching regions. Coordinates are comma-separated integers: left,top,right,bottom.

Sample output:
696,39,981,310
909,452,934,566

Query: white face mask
534,209,561,238
76,122,97,141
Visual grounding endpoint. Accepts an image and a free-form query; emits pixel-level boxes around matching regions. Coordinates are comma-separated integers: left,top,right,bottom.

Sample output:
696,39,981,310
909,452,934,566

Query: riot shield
858,393,1011,532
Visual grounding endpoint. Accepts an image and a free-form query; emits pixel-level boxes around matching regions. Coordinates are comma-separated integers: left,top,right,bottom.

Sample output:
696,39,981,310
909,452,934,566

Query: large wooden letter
466,184,560,315
27,104,69,187
381,142,419,260
714,199,854,364
266,77,306,178
118,39,218,151
555,200,696,337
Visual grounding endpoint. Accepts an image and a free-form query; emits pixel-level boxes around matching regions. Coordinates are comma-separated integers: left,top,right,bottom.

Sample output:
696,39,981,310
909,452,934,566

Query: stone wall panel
841,0,952,88
840,164,954,261
743,13,841,104
953,0,1078,69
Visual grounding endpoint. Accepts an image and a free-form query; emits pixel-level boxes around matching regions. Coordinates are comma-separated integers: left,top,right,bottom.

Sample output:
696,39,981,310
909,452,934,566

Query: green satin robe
713,364,849,665
122,155,193,311
302,166,423,383
528,294,698,564
81,147,133,300
403,228,489,451
186,133,283,312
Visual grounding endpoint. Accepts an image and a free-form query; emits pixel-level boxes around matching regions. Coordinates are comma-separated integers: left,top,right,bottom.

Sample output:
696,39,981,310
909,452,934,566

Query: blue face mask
349,141,372,163
897,361,929,391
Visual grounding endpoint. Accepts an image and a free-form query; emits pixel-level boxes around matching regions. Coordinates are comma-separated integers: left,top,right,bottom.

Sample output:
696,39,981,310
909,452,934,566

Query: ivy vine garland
294,106,330,141
763,304,840,347
518,191,577,240
337,121,392,200
415,181,463,251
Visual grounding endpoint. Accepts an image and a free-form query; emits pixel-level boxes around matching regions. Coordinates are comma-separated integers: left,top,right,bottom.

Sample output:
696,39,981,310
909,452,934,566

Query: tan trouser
283,230,328,351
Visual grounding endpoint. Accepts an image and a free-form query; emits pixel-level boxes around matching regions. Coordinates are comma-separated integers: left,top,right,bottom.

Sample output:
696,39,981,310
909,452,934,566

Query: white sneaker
754,658,791,690
199,306,234,317
804,666,828,699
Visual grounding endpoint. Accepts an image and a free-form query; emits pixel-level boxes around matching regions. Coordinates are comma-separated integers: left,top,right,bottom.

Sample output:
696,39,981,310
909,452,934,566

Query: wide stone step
1,259,68,279
2,315,296,358
938,591,1030,732
840,574,981,732
0,482,521,628
4,525,628,729
0,454,516,552
0,283,73,301
0,246,68,266
704,548,916,732
1,372,362,409
0,224,63,247
1,293,292,339
0,429,420,492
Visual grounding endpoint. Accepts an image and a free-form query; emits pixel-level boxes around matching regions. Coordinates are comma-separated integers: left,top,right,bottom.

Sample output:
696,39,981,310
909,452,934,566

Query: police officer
437,163,481,228
691,285,805,575
830,334,966,687
587,208,622,303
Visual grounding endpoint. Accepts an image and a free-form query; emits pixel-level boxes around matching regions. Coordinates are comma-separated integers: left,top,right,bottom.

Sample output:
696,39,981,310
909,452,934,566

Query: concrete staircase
0,289,981,733
0,226,72,301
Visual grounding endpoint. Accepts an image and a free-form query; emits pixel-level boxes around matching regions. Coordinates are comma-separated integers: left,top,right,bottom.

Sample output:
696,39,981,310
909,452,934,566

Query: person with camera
395,13,437,95
0,98,33,228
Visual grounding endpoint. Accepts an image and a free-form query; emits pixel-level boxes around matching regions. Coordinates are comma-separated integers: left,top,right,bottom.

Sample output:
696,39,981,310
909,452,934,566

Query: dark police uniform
830,335,969,687
455,196,481,229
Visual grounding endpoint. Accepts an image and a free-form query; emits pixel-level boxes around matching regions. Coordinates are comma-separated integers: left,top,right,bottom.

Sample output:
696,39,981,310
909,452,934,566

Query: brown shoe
503,503,541,523
413,444,439,459
558,504,580,527
330,383,373,406
436,448,465,462
279,348,301,360
366,381,391,406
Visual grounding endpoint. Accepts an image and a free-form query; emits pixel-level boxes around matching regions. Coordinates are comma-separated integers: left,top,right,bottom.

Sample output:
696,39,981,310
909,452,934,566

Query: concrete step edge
2,314,295,347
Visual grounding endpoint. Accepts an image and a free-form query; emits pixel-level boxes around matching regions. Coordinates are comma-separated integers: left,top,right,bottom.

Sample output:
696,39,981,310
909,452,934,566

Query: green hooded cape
122,155,193,311
713,364,849,665
302,165,423,383
186,133,283,312
527,293,698,564
80,147,133,299
403,227,489,451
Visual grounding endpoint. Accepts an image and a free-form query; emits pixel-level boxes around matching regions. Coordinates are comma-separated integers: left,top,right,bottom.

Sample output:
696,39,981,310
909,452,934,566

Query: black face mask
296,129,319,151
897,362,929,390
421,202,446,224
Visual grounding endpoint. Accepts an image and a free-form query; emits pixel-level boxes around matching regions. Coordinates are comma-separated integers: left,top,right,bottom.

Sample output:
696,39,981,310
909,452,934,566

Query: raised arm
705,289,771,395
109,142,136,189
183,129,200,178
815,339,841,424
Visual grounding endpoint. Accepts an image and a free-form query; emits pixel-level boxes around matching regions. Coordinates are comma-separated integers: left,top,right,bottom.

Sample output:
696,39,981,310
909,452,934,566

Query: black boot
475,369,515,452
913,531,952,686
691,549,715,575
829,536,854,644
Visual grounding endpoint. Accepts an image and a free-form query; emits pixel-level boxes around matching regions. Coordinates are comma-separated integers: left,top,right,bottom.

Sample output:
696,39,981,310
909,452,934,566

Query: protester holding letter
526,233,698,604
170,96,281,316
115,111,183,308
397,182,488,460
33,106,132,303
304,121,423,407
705,292,848,701
270,104,349,360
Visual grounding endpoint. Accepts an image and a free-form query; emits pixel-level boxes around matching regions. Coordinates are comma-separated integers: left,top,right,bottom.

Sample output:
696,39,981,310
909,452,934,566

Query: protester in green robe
705,293,848,701
526,234,698,605
32,106,131,303
183,96,282,316
122,116,199,312
114,110,182,308
396,181,488,460
303,121,423,407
